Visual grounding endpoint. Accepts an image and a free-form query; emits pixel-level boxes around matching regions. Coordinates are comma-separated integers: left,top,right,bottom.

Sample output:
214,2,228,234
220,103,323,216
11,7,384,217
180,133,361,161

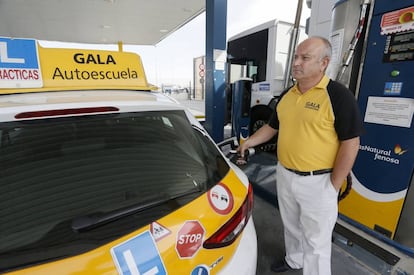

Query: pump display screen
383,31,414,62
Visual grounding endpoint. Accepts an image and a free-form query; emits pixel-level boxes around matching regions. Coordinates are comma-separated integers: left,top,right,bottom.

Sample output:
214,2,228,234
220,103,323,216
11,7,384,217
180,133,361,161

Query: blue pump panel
339,1,414,243
231,79,252,144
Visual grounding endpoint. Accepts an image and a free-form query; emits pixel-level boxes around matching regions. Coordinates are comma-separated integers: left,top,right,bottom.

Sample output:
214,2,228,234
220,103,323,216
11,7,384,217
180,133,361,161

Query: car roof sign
0,37,42,89
0,36,155,95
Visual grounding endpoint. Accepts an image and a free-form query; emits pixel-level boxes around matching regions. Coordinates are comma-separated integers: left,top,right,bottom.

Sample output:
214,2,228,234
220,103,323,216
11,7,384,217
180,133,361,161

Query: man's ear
321,57,330,71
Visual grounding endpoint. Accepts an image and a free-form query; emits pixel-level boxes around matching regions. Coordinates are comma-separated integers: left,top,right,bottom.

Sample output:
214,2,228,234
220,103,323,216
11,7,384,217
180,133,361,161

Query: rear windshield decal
151,222,171,242
111,231,167,275
207,183,234,215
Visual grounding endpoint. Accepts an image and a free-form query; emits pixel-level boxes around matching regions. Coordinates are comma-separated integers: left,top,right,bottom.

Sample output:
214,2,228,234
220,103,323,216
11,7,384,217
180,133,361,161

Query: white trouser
276,163,338,275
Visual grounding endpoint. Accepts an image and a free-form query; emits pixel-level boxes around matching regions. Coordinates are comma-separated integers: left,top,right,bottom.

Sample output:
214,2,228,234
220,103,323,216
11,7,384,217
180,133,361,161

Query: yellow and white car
0,37,257,275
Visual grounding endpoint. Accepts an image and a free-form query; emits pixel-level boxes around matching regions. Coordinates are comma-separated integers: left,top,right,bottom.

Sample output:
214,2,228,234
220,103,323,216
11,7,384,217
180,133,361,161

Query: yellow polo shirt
268,76,363,171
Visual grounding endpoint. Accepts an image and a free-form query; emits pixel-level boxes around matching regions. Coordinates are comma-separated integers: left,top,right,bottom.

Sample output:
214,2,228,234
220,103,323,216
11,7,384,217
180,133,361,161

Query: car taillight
15,106,119,119
203,183,254,249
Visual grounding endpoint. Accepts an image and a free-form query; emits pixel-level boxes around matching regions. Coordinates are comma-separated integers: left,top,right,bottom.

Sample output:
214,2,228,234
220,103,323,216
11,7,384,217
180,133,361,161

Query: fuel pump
330,0,414,257
231,78,252,146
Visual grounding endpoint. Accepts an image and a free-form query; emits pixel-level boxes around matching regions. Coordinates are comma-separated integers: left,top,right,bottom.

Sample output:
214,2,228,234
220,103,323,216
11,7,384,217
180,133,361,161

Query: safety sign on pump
0,37,42,88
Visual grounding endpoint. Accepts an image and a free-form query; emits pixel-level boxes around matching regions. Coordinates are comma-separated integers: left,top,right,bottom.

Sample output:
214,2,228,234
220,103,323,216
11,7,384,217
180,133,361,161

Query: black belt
285,167,333,176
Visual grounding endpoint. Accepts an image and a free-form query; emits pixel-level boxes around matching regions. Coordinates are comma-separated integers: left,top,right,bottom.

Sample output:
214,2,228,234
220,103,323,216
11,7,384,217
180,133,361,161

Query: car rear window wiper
71,187,203,232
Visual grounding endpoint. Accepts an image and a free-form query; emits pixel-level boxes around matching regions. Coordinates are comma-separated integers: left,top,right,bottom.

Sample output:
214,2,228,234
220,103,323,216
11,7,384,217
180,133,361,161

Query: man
238,36,364,274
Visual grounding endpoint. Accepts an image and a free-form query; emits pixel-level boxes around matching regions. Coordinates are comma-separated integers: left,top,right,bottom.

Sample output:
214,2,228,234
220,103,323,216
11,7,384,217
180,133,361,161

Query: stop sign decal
176,220,205,258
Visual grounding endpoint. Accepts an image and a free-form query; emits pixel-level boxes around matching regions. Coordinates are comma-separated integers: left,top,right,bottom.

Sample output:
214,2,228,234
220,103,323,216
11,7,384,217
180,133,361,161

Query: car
0,37,257,275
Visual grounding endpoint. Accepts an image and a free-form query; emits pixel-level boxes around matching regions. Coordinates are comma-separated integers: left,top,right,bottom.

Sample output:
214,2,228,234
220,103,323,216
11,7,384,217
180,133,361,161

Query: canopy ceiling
0,0,205,45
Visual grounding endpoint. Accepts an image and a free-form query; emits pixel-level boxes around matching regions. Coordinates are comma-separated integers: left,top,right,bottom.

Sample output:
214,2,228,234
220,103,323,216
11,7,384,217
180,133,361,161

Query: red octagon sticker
176,220,205,258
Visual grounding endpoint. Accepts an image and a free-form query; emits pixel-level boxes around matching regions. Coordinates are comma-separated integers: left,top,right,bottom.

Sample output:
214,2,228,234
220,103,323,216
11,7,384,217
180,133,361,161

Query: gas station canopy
0,0,205,45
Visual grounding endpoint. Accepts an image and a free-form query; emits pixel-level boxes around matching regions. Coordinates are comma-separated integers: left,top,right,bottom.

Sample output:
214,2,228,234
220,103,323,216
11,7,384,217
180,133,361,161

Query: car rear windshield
0,110,229,271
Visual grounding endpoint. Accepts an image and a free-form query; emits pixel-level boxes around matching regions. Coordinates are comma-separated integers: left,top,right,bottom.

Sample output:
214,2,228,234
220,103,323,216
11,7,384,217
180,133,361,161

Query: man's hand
235,124,278,165
237,141,250,159
236,141,250,165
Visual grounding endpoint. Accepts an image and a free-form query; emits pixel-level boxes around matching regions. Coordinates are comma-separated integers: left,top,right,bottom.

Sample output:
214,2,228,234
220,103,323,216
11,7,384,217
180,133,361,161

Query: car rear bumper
218,217,257,275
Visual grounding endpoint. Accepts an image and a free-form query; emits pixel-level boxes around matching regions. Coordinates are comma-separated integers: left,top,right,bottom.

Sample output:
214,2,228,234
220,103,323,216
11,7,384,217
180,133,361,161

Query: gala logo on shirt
305,101,320,111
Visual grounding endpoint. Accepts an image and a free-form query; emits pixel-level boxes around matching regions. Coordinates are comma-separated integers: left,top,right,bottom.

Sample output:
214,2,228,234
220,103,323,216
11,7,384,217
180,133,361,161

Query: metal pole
335,0,370,82
283,0,303,89
205,0,227,142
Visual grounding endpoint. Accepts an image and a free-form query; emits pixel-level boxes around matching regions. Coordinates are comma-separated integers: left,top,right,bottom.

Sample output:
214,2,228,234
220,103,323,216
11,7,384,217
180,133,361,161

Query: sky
40,0,311,88
131,0,311,88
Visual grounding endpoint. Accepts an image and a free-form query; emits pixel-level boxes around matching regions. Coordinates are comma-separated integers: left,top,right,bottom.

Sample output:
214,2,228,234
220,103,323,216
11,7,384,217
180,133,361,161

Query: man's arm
331,136,360,191
238,124,278,158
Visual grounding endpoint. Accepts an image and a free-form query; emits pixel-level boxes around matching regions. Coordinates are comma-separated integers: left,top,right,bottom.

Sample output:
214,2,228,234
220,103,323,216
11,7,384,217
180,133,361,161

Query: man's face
292,39,329,81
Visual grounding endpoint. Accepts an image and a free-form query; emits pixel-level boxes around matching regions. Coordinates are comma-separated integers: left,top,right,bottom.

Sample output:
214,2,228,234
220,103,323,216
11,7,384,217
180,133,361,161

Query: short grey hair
313,36,332,59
